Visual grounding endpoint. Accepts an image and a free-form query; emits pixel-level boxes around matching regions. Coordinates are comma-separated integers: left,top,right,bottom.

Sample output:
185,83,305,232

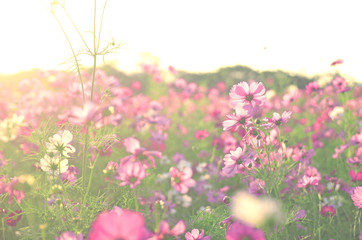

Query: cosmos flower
169,167,195,194
185,229,210,240
149,220,186,240
262,111,292,129
121,137,162,169
55,232,83,240
116,161,146,189
229,81,266,109
88,207,150,240
231,192,281,227
222,147,255,177
45,130,76,158
320,205,336,217
40,154,68,176
351,186,362,208
223,105,253,131
226,222,265,240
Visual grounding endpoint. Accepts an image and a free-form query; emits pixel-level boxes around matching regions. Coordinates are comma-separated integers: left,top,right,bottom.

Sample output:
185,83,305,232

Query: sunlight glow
1,0,361,82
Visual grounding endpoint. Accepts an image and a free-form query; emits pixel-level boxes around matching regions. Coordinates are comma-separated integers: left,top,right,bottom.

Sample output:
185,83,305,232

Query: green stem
133,188,139,211
2,217,5,240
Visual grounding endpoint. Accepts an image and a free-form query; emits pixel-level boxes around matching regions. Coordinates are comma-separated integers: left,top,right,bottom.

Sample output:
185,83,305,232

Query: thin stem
90,0,97,102
97,0,108,53
51,11,85,103
2,217,5,240
59,4,92,54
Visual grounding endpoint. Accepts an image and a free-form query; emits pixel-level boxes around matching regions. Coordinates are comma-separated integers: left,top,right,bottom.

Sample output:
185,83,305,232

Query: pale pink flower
222,147,254,177
55,232,83,240
305,81,320,94
68,102,100,125
149,220,186,240
185,229,210,240
170,167,195,194
229,81,266,108
88,207,150,240
262,111,292,129
223,105,253,131
121,137,162,169
351,186,362,208
297,167,321,188
116,161,146,189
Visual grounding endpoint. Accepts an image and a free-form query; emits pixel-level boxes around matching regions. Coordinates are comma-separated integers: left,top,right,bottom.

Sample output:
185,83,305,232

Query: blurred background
1,0,361,82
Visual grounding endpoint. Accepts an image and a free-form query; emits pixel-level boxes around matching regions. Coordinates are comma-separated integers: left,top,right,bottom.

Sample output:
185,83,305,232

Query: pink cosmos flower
351,186,362,208
116,161,146,189
195,130,209,140
68,101,101,126
297,167,321,188
320,205,336,217
185,229,210,240
55,232,83,240
248,179,265,196
131,81,142,90
332,76,350,93
262,111,292,129
6,210,22,227
121,137,162,169
305,81,320,94
226,222,265,240
0,178,25,204
169,167,196,194
88,207,150,240
61,165,79,184
331,59,344,66
223,105,253,131
229,81,266,108
222,147,254,177
149,220,186,240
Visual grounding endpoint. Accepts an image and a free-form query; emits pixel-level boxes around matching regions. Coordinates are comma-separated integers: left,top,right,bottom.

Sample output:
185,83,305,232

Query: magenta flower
320,205,336,217
223,106,253,131
330,59,344,66
349,170,362,182
195,130,209,140
229,81,266,108
170,167,196,194
262,111,292,129
116,161,146,189
5,210,22,227
351,186,362,208
226,222,265,240
185,229,210,240
88,207,150,240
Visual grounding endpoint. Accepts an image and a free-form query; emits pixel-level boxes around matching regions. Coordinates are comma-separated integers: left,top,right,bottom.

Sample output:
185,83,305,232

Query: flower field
0,62,361,240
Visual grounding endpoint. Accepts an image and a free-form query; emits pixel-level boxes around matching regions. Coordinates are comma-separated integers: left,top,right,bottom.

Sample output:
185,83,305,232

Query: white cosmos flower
45,130,76,158
40,154,68,176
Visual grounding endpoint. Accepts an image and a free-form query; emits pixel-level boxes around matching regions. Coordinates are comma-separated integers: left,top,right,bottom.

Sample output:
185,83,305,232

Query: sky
1,0,362,82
